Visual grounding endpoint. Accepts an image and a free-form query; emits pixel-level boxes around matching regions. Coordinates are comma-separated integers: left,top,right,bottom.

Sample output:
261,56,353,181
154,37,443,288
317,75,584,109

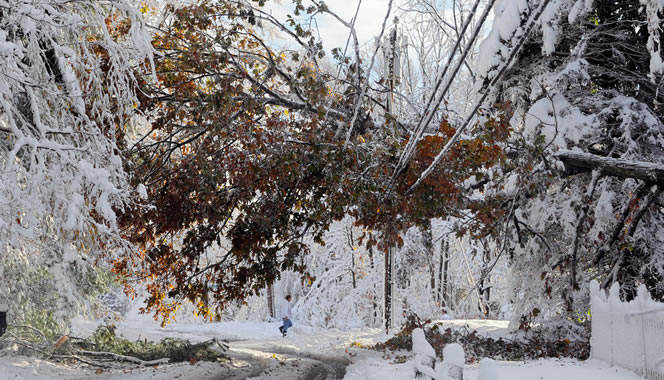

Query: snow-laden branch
555,150,664,185
78,350,170,367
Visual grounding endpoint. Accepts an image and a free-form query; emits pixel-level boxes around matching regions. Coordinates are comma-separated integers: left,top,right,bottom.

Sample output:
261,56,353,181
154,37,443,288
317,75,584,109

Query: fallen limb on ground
1,323,229,369
77,350,170,366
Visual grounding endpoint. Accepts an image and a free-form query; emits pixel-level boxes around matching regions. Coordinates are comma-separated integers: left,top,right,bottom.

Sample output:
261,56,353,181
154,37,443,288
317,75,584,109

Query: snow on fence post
443,343,465,380
590,280,664,380
412,328,437,379
0,304,7,337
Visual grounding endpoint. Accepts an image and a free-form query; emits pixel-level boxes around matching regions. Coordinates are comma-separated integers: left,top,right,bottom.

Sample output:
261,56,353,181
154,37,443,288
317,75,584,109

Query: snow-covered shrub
375,319,589,362
0,245,116,336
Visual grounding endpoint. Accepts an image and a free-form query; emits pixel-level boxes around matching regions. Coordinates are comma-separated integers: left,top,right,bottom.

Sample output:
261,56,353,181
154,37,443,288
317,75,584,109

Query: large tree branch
555,150,664,185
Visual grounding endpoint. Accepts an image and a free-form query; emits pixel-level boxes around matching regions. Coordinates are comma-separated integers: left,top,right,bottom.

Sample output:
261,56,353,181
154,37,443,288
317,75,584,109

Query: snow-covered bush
0,245,116,336
375,317,589,362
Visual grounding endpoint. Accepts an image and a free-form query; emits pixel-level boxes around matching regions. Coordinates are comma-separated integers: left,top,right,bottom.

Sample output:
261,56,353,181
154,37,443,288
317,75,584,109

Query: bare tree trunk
347,227,357,289
368,246,378,325
267,285,274,319
431,264,436,298
422,225,436,300
440,240,450,308
437,251,444,304
351,250,357,289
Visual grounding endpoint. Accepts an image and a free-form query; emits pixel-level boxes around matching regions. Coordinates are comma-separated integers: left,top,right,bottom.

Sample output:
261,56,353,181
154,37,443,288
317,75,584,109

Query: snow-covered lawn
0,318,647,380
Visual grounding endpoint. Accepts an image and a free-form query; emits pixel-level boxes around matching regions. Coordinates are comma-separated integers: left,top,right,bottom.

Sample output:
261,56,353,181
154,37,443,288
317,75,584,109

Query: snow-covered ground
0,318,647,380
343,354,644,380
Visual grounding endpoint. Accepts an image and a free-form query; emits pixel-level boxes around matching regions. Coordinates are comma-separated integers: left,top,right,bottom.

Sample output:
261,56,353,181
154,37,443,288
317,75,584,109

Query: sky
265,0,401,53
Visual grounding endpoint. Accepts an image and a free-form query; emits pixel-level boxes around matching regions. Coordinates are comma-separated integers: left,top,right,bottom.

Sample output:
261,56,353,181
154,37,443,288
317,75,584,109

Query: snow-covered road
2,318,365,379
0,318,649,380
74,317,371,379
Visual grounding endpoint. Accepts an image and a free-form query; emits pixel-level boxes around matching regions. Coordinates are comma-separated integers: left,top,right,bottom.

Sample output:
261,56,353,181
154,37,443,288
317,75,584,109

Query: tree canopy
2,0,663,333
114,0,510,321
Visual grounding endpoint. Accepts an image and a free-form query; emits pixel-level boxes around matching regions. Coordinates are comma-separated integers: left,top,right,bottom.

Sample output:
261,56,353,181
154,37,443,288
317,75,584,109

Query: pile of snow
410,329,468,380
443,343,465,368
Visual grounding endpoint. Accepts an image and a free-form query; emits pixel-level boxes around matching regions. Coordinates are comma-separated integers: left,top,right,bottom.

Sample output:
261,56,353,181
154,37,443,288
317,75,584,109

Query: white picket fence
590,280,664,380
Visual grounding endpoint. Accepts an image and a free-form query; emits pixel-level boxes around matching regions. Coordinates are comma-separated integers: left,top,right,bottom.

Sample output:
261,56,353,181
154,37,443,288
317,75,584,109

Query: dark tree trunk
368,246,378,324
0,304,8,337
385,247,392,333
348,228,357,289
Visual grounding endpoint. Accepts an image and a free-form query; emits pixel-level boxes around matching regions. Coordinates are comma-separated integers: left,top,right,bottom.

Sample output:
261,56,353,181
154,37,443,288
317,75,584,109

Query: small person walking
278,294,292,337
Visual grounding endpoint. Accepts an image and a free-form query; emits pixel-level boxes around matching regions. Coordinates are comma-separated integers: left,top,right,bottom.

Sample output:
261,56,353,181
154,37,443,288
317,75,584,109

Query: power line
388,0,495,192
407,0,554,194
